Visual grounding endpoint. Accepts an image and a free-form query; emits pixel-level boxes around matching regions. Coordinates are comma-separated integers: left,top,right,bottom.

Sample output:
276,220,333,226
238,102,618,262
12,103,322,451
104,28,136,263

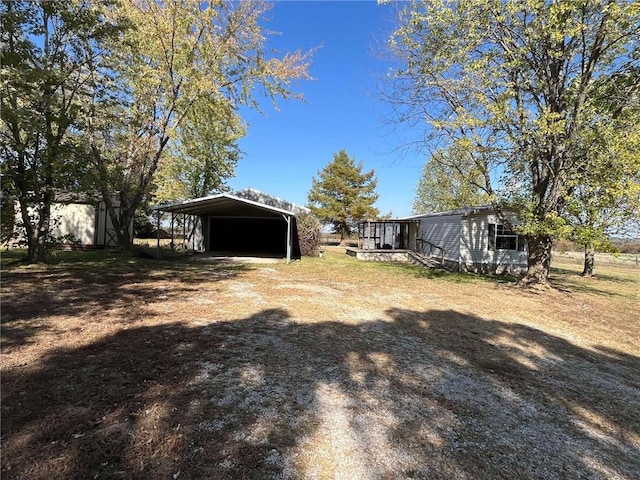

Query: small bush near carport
297,212,321,257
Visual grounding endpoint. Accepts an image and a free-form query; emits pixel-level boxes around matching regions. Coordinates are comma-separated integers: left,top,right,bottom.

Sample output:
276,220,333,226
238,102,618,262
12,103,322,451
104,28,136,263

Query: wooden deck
346,248,413,262
346,248,447,269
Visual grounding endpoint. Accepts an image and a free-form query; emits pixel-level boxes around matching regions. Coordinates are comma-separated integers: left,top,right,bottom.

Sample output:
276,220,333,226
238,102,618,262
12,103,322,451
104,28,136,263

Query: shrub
297,212,321,257
615,240,640,254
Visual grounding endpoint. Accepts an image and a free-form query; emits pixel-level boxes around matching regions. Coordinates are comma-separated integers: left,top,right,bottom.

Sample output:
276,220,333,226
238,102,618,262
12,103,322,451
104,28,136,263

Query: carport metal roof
152,193,297,217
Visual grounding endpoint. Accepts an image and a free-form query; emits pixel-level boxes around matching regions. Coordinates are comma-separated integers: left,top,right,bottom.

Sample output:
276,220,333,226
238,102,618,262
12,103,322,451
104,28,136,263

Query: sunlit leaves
154,97,245,202
412,141,491,214
0,0,126,261
91,0,313,246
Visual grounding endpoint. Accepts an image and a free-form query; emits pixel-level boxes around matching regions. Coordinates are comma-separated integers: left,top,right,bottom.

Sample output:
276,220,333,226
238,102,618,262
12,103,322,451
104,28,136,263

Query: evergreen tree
307,150,379,240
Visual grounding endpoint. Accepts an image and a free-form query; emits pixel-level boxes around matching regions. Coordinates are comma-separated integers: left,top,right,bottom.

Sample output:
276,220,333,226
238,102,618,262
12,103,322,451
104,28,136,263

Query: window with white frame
488,223,525,251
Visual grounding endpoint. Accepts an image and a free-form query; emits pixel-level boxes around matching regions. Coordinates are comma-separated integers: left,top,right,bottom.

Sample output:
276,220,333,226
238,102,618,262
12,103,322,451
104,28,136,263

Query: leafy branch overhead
90,0,314,249
0,0,125,262
1,0,313,260
413,140,492,214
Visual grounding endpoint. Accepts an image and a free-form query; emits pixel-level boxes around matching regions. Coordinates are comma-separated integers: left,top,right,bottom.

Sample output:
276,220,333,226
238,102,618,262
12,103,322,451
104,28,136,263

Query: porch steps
407,251,447,270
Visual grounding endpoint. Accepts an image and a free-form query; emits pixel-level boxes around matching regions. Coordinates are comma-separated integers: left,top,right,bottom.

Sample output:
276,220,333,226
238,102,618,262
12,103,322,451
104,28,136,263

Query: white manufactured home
406,206,528,275
354,206,528,275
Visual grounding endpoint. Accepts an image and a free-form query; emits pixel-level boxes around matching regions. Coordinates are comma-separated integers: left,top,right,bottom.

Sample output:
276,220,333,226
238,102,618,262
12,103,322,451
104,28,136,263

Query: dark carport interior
209,216,299,257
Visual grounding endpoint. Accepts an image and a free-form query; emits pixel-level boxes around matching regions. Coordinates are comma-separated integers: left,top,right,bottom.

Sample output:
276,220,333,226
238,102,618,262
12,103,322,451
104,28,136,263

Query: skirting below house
461,262,527,276
346,247,527,276
345,248,414,263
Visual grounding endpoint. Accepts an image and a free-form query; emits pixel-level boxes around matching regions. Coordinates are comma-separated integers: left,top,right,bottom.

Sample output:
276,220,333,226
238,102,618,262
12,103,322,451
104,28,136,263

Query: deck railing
416,238,447,266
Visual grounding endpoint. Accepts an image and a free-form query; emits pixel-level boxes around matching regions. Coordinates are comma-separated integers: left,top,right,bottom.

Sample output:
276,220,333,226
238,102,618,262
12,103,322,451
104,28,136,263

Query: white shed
13,192,130,248
402,206,528,275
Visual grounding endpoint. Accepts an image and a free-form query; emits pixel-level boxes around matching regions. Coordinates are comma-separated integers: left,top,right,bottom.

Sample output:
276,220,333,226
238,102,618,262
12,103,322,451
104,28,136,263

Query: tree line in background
1,0,311,262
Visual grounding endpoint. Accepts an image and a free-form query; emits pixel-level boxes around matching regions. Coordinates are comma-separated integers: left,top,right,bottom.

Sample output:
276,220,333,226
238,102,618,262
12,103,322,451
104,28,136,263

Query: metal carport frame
152,193,299,263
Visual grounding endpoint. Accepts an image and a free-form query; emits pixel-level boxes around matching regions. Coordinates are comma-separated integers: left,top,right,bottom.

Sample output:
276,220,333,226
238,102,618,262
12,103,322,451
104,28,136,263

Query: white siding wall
14,201,97,245
460,215,487,267
460,213,528,274
14,196,133,247
50,203,96,244
417,214,461,261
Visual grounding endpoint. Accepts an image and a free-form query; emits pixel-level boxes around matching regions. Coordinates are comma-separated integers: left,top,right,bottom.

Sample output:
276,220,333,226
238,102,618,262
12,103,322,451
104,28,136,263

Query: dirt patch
1,251,639,479
192,254,285,264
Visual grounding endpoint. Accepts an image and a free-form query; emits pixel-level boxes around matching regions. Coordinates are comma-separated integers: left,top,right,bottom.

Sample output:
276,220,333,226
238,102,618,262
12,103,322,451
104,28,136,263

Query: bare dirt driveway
1,249,639,479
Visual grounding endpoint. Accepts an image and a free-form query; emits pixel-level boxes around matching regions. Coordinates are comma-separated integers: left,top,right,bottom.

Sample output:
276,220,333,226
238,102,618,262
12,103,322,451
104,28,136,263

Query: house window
488,223,525,251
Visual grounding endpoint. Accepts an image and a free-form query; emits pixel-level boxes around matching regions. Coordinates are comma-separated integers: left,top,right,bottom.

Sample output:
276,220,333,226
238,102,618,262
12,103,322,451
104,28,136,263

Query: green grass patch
550,257,639,300
296,249,508,285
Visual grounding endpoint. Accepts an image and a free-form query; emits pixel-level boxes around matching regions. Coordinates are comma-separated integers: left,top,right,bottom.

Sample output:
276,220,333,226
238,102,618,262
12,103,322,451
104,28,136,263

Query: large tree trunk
34,193,53,262
114,206,134,251
338,222,348,243
18,197,50,263
102,192,135,251
92,144,164,253
582,243,595,277
32,232,47,262
18,198,36,262
521,234,553,285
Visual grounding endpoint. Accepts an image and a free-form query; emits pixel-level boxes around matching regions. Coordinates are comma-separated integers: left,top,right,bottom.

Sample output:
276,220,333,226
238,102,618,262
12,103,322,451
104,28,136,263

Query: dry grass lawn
1,247,639,479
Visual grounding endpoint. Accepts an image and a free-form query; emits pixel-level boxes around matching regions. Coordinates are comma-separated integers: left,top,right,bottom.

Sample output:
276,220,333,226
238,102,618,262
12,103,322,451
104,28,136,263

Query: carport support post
170,212,175,251
183,213,186,250
193,217,196,251
156,210,161,259
284,214,292,264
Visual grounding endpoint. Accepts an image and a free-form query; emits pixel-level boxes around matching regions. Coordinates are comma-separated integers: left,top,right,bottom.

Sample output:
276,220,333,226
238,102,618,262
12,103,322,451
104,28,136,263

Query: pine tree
307,150,379,241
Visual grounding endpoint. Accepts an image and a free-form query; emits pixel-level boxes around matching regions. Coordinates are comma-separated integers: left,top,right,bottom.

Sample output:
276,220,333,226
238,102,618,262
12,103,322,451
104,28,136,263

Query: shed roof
152,192,299,218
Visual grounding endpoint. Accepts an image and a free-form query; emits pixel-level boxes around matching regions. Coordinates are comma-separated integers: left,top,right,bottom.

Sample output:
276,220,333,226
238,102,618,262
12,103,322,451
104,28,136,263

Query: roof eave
152,193,297,216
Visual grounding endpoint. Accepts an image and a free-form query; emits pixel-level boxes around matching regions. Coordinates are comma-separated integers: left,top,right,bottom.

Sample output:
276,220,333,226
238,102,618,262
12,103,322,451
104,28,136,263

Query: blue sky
226,0,425,218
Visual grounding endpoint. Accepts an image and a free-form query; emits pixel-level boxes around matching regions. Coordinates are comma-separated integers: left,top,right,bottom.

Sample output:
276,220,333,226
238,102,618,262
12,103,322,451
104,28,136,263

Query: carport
152,193,302,263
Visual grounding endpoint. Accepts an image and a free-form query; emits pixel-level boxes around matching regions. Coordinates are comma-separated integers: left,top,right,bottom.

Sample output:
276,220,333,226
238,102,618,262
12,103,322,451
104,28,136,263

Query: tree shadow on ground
549,266,639,298
1,308,639,479
0,260,251,350
551,264,639,284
